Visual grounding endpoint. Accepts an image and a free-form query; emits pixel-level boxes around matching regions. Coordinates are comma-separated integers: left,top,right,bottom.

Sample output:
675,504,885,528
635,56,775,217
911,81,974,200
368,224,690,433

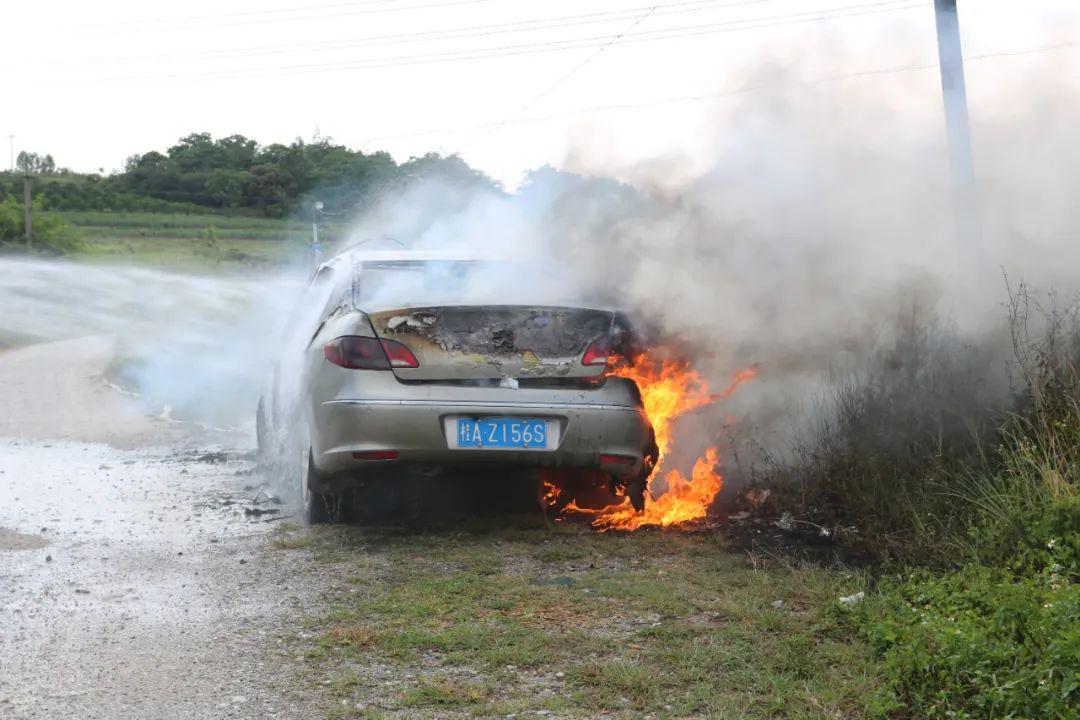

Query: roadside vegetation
1,133,498,220
0,196,83,254
1,132,500,267
278,523,878,719
48,211,340,269
749,285,1080,718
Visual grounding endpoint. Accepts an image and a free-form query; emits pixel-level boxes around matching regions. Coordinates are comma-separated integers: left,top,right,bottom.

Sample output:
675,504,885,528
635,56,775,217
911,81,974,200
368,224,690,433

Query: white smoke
329,44,1080,480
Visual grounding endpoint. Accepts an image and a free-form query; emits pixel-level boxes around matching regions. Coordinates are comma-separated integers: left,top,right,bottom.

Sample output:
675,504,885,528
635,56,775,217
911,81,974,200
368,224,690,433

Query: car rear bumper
310,393,652,479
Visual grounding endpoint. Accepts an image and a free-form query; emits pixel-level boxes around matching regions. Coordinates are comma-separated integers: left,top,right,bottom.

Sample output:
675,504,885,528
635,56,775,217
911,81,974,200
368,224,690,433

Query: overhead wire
85,0,496,35
85,0,501,35
494,2,666,131
85,0,432,28
102,1,927,83
74,0,760,66
359,39,1080,144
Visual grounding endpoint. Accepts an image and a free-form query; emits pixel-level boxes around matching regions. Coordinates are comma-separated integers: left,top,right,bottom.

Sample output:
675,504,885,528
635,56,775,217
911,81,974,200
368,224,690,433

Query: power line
478,2,665,144
86,0,495,35
517,4,664,116
85,0,420,27
103,1,926,83
358,38,1080,144
73,0,755,67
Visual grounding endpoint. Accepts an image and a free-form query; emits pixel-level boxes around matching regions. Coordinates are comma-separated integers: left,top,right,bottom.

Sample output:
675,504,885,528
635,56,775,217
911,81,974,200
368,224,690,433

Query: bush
847,287,1080,717
0,196,83,254
857,500,1080,719
754,312,1004,563
749,285,1080,717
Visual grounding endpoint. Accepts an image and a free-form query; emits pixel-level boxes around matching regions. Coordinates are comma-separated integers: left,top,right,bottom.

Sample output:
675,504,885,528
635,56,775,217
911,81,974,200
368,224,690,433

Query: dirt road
0,338,326,719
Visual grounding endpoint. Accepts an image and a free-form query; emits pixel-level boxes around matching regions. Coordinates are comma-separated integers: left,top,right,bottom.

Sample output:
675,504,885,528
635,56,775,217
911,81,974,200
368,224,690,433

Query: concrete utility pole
311,200,324,268
933,0,979,248
7,135,13,172
23,176,33,247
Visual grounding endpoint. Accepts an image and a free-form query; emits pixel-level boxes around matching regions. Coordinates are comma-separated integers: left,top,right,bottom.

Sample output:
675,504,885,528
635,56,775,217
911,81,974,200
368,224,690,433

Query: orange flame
541,479,561,508
564,352,758,531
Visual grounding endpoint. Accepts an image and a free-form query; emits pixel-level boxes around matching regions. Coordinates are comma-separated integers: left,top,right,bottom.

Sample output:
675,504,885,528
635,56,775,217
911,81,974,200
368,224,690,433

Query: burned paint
367,306,615,381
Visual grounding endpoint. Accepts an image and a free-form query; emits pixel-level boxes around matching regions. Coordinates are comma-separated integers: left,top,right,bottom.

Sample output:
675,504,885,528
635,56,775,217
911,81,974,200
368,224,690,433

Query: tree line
0,133,499,218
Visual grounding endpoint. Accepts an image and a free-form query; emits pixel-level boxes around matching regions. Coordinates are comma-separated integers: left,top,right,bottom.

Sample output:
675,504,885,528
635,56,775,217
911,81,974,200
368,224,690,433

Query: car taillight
582,337,613,366
380,339,420,368
323,336,419,370
352,450,399,461
599,454,636,466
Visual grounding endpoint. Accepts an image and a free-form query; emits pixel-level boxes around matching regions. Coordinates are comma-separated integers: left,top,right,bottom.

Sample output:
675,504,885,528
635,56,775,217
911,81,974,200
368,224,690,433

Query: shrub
755,285,1080,717
850,288,1080,717
754,312,1004,563
0,196,83,254
858,500,1080,719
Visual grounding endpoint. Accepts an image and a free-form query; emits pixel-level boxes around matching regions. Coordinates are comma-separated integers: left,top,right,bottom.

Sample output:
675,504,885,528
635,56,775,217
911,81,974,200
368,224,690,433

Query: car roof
346,249,488,263
311,248,483,277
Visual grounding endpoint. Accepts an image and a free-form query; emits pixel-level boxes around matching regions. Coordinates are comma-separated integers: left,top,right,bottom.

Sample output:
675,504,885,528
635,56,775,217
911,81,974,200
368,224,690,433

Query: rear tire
626,477,647,512
628,427,659,512
300,449,334,524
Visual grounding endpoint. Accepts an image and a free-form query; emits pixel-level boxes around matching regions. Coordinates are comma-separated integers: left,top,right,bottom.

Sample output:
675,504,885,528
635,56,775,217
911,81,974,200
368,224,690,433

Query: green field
44,210,350,270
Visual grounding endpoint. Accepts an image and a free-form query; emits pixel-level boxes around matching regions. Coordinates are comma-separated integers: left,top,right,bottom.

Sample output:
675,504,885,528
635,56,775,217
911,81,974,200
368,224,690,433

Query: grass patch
33,210,349,271
272,534,318,550
400,676,492,708
287,525,879,718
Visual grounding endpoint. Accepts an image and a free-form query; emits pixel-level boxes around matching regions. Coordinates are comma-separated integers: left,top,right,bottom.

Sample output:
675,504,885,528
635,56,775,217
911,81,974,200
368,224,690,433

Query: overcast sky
3,0,1077,186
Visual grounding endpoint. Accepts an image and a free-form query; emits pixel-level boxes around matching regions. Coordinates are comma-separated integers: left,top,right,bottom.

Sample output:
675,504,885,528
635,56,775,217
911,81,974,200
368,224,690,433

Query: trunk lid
367,305,614,381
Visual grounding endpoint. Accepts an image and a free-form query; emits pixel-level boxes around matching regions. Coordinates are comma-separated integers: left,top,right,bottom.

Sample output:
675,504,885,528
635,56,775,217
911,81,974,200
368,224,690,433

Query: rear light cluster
324,336,419,370
352,450,398,461
582,337,613,366
599,454,636,466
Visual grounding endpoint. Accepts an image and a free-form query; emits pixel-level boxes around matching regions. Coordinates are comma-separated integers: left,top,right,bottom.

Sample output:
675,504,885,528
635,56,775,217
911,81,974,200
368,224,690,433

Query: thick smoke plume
341,49,1080,483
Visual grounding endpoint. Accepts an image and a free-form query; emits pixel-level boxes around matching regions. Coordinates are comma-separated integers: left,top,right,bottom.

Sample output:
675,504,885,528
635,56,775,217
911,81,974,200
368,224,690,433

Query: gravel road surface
0,338,328,719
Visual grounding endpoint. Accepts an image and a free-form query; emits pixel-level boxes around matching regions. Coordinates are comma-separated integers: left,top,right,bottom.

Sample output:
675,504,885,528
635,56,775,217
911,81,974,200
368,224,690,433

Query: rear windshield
354,260,573,309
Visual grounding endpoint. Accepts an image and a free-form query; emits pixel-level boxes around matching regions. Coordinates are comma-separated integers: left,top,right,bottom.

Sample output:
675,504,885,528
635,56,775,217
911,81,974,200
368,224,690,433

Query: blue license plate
456,418,547,449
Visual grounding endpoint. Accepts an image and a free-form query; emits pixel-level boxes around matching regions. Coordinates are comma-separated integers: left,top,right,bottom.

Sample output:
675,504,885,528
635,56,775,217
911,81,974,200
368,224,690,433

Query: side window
322,268,353,322
282,267,336,343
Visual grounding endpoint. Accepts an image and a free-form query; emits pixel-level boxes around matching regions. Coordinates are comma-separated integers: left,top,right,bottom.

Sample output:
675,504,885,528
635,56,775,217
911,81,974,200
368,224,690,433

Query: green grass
275,523,880,719
37,210,350,271
31,211,312,270
75,235,304,270
46,209,301,227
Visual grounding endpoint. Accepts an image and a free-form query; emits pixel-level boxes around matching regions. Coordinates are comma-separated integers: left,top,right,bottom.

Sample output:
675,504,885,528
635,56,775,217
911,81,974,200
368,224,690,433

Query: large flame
563,351,758,531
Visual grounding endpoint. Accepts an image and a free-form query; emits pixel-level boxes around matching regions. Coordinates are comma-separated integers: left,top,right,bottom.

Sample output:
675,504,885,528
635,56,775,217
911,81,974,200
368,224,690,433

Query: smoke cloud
335,46,1080,481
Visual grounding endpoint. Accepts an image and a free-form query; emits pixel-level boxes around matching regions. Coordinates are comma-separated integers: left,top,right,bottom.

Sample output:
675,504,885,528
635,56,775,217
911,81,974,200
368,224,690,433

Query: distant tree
15,151,36,174
205,169,249,208
167,132,219,174
244,164,294,217
37,132,500,217
125,151,177,192
214,134,258,170
14,151,57,175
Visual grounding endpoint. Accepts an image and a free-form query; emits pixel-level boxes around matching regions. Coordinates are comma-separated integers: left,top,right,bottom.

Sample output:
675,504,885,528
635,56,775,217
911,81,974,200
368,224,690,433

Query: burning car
258,249,658,522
